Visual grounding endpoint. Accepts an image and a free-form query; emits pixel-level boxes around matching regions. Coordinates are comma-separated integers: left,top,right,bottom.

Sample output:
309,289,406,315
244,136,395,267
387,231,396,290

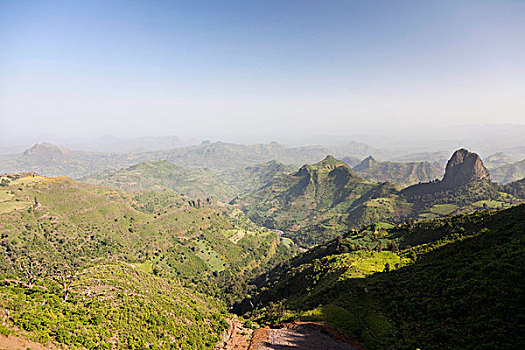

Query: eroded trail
216,317,253,350
248,322,365,350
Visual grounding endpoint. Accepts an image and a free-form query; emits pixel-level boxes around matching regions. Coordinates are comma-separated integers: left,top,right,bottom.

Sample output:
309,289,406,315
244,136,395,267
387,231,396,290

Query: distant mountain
352,155,443,186
490,159,525,184
0,143,145,178
483,152,519,169
153,141,333,170
69,135,189,153
23,142,71,158
340,156,361,167
392,151,451,166
0,141,333,179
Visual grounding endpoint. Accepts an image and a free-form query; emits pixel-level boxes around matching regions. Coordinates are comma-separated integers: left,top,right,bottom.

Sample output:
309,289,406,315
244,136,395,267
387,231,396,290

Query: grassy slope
238,205,525,349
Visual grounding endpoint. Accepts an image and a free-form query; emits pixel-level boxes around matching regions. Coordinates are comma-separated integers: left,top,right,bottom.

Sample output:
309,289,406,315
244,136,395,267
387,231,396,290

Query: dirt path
249,322,365,350
216,317,253,350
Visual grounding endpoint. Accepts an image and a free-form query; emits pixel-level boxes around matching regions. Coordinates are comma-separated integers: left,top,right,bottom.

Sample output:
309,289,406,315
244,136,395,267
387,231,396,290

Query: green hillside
236,205,525,349
353,156,443,187
83,160,238,202
0,263,228,349
0,174,291,349
236,153,524,247
223,160,295,194
503,177,525,198
233,156,392,245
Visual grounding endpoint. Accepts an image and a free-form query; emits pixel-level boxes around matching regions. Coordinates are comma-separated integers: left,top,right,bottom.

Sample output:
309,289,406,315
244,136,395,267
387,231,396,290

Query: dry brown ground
248,322,366,350
0,334,56,350
216,317,253,350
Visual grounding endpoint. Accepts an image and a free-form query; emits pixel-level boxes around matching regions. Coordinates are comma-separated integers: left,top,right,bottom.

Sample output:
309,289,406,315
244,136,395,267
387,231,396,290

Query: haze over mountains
2,0,525,347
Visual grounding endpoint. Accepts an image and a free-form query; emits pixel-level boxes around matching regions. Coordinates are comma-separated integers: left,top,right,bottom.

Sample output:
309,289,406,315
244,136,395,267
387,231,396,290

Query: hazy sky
1,0,524,142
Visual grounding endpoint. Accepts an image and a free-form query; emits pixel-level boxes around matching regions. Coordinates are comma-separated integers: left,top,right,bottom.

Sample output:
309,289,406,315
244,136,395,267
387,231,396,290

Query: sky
1,0,524,143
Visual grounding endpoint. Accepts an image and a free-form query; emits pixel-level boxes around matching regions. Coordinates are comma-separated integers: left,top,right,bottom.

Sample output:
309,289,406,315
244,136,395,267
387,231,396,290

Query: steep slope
234,156,393,245
490,158,525,184
352,156,443,187
503,177,525,198
0,263,228,349
83,160,238,201
237,205,525,349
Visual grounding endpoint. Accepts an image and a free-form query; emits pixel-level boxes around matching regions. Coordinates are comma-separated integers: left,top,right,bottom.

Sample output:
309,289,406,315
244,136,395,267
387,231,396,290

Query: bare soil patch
0,334,56,350
249,322,365,350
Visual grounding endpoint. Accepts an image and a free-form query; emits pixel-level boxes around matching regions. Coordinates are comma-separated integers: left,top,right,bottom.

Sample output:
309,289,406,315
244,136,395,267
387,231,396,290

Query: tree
50,260,82,301
17,254,47,289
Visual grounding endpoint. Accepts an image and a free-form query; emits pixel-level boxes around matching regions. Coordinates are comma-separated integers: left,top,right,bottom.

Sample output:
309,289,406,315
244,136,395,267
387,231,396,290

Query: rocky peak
23,143,70,158
296,156,350,177
353,155,377,171
315,155,348,170
440,149,490,189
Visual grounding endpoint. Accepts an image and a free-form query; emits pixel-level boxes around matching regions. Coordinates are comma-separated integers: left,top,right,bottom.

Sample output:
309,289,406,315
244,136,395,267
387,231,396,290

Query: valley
0,145,524,349
3,2,524,348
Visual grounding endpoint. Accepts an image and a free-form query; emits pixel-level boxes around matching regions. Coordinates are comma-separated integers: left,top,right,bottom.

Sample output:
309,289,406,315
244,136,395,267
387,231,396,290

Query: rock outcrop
402,148,490,194
353,155,376,172
439,149,490,189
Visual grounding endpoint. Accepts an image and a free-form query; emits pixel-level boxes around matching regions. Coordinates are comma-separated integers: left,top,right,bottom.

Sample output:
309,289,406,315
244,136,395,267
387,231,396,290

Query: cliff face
401,149,491,196
440,149,490,189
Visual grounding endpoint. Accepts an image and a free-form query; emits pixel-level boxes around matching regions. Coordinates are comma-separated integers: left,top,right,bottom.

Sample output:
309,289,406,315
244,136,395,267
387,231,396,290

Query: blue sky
1,0,524,141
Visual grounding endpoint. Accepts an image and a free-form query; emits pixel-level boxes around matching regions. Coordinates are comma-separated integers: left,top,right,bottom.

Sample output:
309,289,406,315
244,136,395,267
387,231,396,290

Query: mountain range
235,149,524,246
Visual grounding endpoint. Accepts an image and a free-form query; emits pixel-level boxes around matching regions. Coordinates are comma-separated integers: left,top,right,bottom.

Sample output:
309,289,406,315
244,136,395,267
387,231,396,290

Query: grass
0,200,32,214
472,200,509,209
429,203,458,215
282,237,294,247
0,190,14,202
193,238,226,272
